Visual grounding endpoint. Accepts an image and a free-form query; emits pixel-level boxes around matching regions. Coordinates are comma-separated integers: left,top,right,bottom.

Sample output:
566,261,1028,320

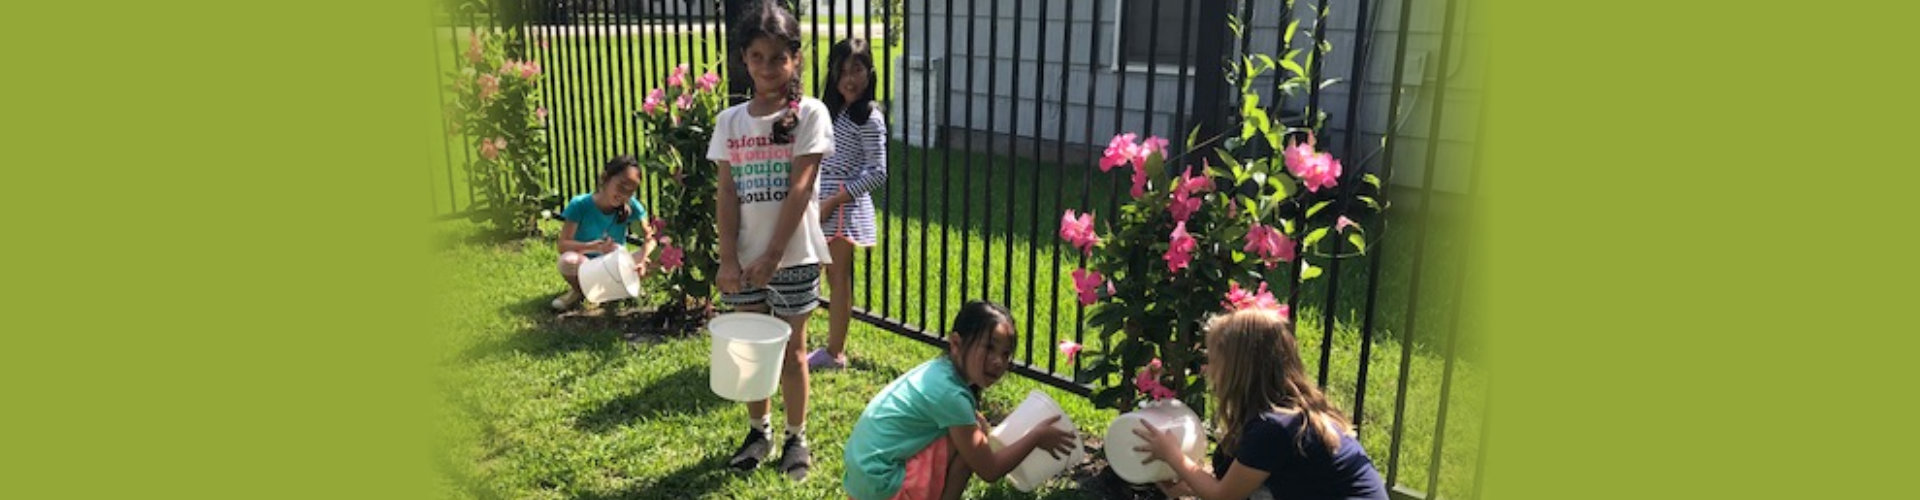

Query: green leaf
1284,19,1300,46
1242,93,1261,111
1319,78,1344,90
1356,195,1382,212
1279,218,1296,235
1347,232,1368,255
1280,59,1308,79
1363,173,1382,190
1302,227,1330,248
1249,108,1272,135
1144,150,1166,181
1187,124,1204,150
1241,198,1259,218
1214,148,1243,172
1241,120,1257,141
1087,305,1127,331
1306,200,1332,219
1299,262,1324,280
1265,130,1284,152
1267,173,1295,200
1254,54,1276,72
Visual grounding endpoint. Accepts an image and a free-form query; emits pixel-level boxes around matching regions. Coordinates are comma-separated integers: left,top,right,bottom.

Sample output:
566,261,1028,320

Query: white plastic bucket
707,313,792,402
578,250,640,303
987,390,1086,492
1104,399,1207,484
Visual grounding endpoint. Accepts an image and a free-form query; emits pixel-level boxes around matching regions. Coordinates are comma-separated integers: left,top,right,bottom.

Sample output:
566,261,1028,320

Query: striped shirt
818,106,888,246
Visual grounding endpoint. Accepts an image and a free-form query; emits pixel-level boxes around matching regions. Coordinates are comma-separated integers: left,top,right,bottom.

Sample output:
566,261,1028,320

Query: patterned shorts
720,264,822,317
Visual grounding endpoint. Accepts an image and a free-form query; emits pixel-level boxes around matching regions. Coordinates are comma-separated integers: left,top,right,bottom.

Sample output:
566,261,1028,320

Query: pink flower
1337,216,1358,233
1176,168,1213,198
1130,161,1151,198
1244,223,1296,268
676,93,695,110
657,245,684,270
1164,221,1197,273
535,107,549,123
477,74,500,101
642,88,665,115
1167,169,1211,222
1140,136,1170,163
520,60,541,79
1283,134,1318,176
1298,153,1342,193
479,136,504,161
1168,192,1202,223
1134,368,1160,395
1223,281,1283,312
669,63,689,87
1059,210,1100,255
1071,268,1106,306
649,218,668,241
466,33,484,64
1100,133,1139,172
1058,341,1083,362
1134,359,1177,401
697,71,720,92
1276,303,1291,322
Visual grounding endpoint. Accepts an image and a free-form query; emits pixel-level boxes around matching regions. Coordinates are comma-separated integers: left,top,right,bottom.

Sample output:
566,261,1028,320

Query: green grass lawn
436,211,1482,499
435,218,1113,499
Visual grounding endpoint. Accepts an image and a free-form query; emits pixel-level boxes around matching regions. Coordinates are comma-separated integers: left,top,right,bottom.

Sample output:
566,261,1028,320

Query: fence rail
431,1,1485,498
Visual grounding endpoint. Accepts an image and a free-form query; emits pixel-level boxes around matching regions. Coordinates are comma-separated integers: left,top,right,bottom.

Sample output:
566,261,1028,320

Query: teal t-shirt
560,193,646,256
842,357,980,500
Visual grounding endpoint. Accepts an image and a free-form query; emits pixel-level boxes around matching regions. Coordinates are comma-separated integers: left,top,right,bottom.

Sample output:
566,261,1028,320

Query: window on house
1120,0,1201,68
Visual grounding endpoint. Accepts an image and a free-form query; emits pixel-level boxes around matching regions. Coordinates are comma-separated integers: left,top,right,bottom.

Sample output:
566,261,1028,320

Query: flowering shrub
635,62,728,309
1066,14,1387,412
446,2,554,234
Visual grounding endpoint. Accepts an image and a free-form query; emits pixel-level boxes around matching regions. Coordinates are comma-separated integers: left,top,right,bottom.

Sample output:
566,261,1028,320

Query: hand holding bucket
987,390,1086,492
578,249,641,303
1104,399,1206,484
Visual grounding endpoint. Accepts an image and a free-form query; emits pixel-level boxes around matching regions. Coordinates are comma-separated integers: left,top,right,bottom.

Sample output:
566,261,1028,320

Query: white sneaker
551,290,583,311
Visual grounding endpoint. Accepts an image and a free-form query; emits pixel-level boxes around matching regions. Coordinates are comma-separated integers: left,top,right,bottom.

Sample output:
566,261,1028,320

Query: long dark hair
599,155,639,224
949,301,1014,400
822,38,878,124
730,0,804,144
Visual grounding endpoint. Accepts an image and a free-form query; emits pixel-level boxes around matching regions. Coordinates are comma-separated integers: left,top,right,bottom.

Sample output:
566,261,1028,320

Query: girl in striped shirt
808,38,888,371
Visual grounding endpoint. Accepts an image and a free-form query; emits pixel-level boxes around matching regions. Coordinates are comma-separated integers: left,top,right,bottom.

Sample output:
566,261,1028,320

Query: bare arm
715,160,744,292
946,414,1075,482
557,222,617,254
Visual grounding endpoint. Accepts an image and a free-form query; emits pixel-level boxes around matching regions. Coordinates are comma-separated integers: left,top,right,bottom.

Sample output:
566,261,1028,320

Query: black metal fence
432,1,1485,498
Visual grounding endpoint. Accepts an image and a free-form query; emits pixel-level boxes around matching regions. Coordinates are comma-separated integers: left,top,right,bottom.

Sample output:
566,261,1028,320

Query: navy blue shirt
1212,411,1389,500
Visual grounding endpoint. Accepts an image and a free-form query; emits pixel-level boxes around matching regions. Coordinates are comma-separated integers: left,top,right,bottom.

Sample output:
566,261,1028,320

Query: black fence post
724,0,751,104
1186,0,1233,175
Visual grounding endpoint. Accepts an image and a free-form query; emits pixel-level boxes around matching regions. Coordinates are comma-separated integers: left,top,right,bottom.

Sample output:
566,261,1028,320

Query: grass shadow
572,451,733,500
460,295,665,362
574,365,728,433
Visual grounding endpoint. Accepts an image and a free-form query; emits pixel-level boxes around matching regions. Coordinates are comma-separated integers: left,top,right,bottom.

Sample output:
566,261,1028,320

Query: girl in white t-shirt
704,0,834,481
